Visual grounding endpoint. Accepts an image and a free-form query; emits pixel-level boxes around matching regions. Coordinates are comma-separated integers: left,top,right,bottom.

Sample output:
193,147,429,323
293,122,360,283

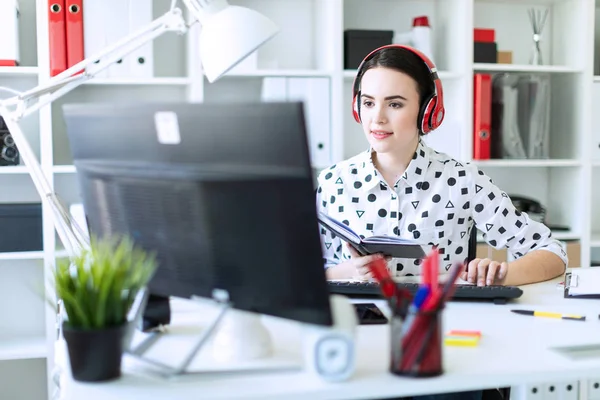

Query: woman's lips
371,131,392,140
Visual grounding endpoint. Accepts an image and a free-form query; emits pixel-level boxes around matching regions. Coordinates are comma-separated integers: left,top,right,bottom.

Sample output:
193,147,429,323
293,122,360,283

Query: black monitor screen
62,101,332,327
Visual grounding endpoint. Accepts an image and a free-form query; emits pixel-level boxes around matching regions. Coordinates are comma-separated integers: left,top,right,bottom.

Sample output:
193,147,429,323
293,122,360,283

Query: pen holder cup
390,307,443,377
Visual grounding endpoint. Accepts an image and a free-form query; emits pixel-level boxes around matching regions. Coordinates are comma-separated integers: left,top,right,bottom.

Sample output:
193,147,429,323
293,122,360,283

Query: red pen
369,256,396,299
429,248,439,294
368,256,410,316
422,253,431,288
422,249,441,311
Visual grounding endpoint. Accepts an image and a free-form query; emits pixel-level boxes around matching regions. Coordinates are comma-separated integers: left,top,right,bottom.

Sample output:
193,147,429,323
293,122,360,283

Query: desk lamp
0,0,281,376
0,0,279,257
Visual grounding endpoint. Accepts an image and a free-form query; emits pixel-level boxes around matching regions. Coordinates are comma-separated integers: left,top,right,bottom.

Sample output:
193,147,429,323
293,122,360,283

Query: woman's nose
374,106,387,124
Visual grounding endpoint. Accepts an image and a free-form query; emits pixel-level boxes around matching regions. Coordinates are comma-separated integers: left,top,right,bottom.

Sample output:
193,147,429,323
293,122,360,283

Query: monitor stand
125,289,289,379
210,307,273,363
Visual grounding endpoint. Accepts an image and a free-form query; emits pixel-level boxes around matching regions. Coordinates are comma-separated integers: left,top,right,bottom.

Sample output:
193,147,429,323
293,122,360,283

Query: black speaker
0,116,19,166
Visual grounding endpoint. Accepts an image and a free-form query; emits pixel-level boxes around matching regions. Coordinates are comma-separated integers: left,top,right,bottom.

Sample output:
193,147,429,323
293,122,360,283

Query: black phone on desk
353,303,388,325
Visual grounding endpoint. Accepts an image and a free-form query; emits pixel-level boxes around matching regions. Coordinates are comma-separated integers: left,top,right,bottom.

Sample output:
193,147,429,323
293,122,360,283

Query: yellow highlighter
444,336,479,347
444,330,481,347
511,309,586,321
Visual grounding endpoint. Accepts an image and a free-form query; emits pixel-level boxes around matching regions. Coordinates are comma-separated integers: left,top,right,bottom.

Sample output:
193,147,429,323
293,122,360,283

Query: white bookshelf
473,63,582,73
342,69,463,80
472,159,582,168
0,66,39,77
0,251,45,261
228,69,333,77
51,165,76,174
590,0,600,262
0,0,51,399
82,77,193,86
0,166,29,174
0,0,597,398
0,336,47,361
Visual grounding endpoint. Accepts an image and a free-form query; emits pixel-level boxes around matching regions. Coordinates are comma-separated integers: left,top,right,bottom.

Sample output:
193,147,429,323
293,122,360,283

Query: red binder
48,0,66,77
65,0,84,72
473,74,492,160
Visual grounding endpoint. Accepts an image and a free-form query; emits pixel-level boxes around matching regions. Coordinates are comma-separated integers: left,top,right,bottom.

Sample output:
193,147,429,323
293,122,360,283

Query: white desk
58,276,600,400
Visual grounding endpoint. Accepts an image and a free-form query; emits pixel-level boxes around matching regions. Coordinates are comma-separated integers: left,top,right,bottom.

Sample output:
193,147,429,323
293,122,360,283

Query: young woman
316,45,567,287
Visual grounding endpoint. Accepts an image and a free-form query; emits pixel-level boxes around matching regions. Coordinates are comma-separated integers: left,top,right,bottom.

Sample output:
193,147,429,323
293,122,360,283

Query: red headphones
351,44,445,135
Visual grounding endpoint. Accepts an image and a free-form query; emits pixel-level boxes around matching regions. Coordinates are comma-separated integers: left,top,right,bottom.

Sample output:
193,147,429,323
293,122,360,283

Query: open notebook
564,269,600,299
317,212,425,259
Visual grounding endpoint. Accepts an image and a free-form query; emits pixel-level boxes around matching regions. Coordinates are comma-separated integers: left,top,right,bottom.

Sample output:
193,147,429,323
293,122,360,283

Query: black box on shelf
474,42,497,63
0,116,19,166
344,29,394,70
0,203,43,253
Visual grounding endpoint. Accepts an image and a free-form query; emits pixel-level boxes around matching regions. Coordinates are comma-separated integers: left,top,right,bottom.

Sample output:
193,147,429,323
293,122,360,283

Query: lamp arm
3,8,189,119
0,111,87,256
0,7,190,257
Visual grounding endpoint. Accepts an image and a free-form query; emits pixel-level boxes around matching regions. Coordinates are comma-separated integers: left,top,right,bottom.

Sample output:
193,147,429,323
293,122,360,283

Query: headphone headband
351,44,445,134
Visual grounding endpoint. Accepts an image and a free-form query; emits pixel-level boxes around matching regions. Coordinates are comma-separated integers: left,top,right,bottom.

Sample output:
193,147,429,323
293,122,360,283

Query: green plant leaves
54,235,158,330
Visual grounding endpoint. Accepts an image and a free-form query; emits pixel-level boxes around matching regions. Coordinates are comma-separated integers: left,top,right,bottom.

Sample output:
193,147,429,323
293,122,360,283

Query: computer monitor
61,101,333,330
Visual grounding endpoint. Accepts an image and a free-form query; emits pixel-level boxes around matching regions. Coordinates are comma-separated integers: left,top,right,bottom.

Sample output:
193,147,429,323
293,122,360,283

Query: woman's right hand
325,243,386,280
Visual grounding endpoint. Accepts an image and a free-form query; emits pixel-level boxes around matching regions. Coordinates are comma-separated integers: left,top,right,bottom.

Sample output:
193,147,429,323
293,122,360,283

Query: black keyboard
328,281,523,304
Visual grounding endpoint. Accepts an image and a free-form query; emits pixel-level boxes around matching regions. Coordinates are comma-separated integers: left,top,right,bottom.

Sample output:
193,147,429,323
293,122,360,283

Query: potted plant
52,234,158,382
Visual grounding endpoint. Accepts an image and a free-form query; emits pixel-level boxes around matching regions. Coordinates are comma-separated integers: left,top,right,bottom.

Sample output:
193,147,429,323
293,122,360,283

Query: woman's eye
362,100,374,107
390,102,403,109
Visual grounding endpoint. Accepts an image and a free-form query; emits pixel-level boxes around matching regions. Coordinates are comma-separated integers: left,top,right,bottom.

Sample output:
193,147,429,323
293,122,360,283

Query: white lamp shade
199,5,279,82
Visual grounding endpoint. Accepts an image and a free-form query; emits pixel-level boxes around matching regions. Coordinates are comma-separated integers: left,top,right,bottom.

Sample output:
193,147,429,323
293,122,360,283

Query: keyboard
328,280,523,304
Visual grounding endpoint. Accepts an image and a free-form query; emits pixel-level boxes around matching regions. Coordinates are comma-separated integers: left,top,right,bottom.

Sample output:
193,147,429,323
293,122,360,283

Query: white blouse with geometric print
316,139,568,276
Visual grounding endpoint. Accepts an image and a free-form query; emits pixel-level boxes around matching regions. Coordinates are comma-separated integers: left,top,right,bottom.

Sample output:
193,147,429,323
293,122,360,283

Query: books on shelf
317,212,425,259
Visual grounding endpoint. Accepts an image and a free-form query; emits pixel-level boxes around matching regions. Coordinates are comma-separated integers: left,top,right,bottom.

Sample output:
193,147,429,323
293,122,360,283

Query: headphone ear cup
418,95,436,134
352,95,361,123
430,105,445,131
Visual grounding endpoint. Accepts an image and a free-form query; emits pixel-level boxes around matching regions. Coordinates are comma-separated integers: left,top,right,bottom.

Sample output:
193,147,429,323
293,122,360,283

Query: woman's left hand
460,258,508,286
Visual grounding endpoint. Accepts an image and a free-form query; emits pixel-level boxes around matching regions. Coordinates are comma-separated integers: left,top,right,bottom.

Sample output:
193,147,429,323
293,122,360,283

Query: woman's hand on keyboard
461,258,508,286
325,243,386,280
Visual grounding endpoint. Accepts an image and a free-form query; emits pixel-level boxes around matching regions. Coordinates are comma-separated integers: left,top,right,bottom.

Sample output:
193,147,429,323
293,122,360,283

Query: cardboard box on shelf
564,240,580,268
497,51,512,64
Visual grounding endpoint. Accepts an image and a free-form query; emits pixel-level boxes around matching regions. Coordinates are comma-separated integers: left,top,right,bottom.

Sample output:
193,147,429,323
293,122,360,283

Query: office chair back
468,226,477,263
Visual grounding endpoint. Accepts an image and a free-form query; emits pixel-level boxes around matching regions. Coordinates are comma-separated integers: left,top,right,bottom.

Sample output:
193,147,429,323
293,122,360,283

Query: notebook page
568,268,600,296
363,236,415,244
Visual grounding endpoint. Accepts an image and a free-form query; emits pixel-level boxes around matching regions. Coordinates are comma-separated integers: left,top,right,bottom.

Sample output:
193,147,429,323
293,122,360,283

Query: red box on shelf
474,28,495,43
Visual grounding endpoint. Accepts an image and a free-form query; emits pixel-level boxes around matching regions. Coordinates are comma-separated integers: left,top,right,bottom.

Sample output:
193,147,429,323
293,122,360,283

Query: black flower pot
63,323,127,382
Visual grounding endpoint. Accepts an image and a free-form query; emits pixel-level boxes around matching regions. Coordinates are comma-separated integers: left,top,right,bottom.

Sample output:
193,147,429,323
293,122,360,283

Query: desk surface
59,276,600,400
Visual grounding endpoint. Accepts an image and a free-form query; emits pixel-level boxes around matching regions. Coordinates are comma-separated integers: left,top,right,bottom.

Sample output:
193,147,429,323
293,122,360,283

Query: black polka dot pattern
315,139,568,275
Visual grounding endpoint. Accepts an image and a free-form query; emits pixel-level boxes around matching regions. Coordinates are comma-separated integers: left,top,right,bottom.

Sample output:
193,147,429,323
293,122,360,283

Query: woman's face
358,67,421,155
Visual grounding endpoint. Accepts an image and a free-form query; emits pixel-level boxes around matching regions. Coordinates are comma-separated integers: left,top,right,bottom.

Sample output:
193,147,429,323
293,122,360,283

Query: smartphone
353,303,388,325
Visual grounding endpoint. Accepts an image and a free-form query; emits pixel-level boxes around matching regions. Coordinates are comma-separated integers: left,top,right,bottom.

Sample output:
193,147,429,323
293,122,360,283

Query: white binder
0,0,20,66
260,77,333,168
83,0,108,78
126,0,154,78
287,78,332,168
260,77,287,102
103,0,130,78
